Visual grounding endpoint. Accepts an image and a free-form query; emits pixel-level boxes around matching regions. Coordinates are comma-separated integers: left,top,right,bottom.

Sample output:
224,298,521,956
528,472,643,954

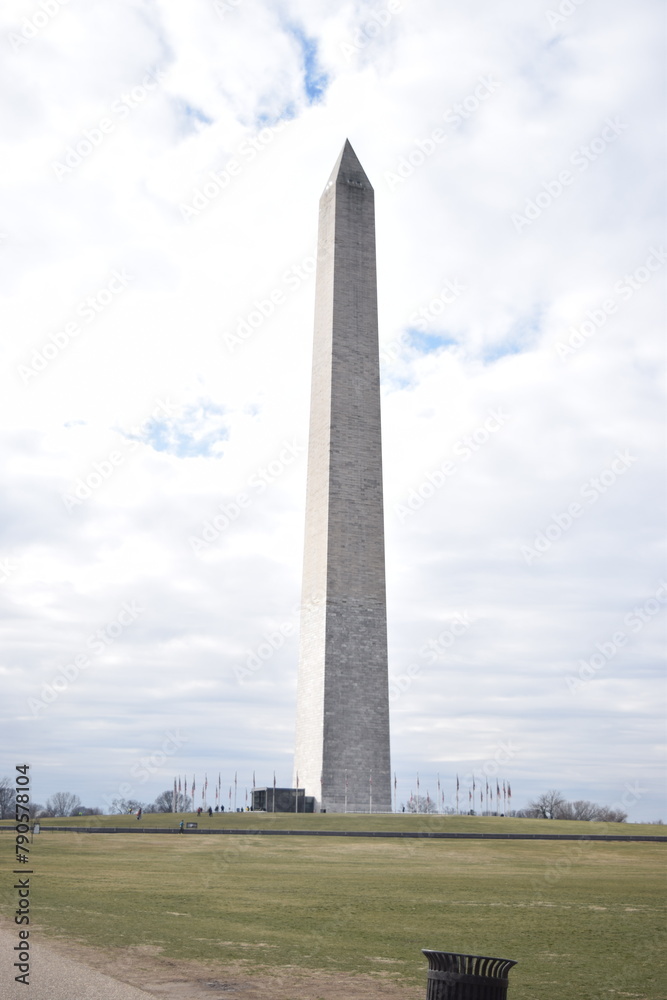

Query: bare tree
154,789,191,813
108,797,145,815
595,806,627,823
570,800,599,821
528,790,567,819
45,792,81,817
403,793,438,814
526,792,627,823
0,777,16,819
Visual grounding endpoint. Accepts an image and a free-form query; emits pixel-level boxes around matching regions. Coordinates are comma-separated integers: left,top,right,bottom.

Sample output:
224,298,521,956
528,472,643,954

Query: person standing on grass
136,807,142,821
179,820,184,833
208,806,213,817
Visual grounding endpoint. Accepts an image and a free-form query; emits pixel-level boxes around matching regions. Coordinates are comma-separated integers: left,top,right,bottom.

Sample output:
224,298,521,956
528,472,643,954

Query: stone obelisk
294,140,391,813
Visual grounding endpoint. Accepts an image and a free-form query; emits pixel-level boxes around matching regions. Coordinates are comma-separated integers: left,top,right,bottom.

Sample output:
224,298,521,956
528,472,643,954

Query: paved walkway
0,924,154,1000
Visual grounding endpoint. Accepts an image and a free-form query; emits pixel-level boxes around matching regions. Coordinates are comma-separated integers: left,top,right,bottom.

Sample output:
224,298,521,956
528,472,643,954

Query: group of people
196,806,216,816
135,803,251,829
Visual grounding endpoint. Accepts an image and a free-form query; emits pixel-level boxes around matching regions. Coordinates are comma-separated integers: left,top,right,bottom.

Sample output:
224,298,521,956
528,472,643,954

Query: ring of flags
168,772,514,814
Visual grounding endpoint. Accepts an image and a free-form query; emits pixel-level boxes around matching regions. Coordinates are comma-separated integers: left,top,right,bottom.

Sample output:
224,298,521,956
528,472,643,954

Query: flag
508,782,512,800
273,770,276,790
192,777,195,798
472,774,476,792
456,774,459,791
253,770,256,789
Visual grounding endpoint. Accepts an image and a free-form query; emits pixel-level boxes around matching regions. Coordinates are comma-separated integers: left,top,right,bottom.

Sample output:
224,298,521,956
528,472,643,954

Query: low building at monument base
251,787,315,813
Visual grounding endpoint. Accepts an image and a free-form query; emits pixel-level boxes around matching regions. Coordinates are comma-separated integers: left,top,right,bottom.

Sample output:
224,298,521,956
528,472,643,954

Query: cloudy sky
2,0,664,821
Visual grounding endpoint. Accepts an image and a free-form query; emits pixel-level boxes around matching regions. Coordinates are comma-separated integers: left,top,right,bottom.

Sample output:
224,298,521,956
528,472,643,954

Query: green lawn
9,810,664,836
2,817,665,998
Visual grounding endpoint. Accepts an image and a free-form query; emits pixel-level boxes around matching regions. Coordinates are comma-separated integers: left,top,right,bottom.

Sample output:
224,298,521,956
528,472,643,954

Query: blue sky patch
406,328,458,354
123,400,229,458
288,25,329,105
482,308,543,363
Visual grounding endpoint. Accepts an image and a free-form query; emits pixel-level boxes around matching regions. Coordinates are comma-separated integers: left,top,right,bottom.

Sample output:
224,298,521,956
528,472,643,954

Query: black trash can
422,950,517,1000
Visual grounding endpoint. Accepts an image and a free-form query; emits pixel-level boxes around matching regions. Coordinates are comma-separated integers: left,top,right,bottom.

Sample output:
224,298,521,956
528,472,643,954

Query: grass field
2,815,665,998
9,810,664,835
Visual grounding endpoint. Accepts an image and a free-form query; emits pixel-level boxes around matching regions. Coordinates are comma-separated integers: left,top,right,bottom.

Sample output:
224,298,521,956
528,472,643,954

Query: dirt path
0,922,419,1000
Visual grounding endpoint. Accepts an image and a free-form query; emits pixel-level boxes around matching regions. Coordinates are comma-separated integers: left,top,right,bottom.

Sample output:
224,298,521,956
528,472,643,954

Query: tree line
518,789,628,823
0,779,652,823
0,779,190,818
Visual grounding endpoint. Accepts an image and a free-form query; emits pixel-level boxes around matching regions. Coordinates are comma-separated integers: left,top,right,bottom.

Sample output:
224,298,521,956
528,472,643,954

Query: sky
1,0,665,821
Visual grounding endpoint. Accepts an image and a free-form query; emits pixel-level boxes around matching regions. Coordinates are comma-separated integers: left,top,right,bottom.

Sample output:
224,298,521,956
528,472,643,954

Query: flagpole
369,770,372,814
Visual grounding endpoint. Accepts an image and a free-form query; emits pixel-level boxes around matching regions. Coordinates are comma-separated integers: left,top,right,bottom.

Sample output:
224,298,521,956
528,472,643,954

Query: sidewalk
0,924,154,1000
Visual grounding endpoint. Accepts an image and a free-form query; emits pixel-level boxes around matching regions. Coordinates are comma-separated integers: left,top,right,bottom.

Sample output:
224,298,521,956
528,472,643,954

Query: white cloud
1,0,664,821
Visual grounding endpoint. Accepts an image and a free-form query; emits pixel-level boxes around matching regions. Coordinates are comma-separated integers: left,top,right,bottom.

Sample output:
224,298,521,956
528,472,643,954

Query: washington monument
293,140,391,813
